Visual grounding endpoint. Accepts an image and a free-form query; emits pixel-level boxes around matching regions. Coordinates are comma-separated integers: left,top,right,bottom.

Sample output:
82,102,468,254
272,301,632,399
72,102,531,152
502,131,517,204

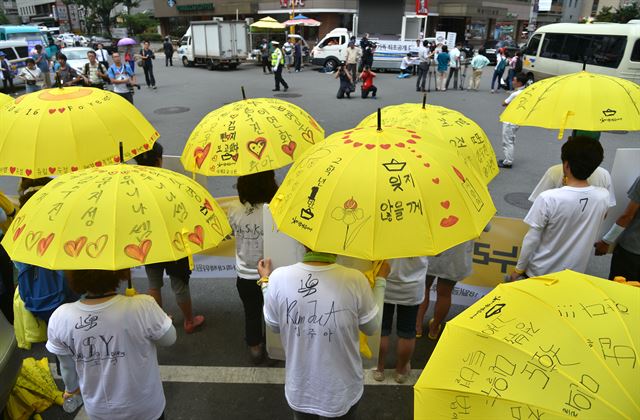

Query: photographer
82,50,109,89
359,33,375,70
107,52,137,104
18,58,44,93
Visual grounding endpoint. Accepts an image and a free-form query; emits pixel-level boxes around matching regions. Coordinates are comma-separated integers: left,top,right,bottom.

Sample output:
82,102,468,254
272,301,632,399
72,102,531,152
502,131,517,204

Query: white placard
446,32,457,49
538,0,552,12
435,31,446,45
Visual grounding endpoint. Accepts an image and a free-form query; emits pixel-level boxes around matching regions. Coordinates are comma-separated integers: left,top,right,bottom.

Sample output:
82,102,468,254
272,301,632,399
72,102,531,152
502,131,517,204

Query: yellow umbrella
250,16,286,30
270,125,496,260
500,71,640,138
181,97,324,176
0,87,159,178
0,92,11,106
1,164,231,270
5,357,62,420
414,270,639,419
359,100,499,184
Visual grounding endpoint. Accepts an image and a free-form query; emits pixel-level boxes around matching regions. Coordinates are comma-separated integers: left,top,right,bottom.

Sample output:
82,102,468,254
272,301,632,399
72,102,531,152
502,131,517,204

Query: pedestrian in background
468,48,490,91
335,62,353,99
81,51,108,89
95,43,110,68
271,40,288,92
55,54,81,86
107,52,136,104
360,65,377,99
345,41,361,84
140,41,157,89
134,143,205,334
294,39,302,72
18,58,43,93
511,136,610,280
0,52,14,93
163,37,174,67
229,171,279,364
360,33,374,70
445,42,461,90
499,72,527,168
283,38,294,73
124,47,135,72
374,257,427,384
260,38,271,74
506,51,518,91
32,44,51,88
416,40,431,92
491,48,507,93
436,45,450,91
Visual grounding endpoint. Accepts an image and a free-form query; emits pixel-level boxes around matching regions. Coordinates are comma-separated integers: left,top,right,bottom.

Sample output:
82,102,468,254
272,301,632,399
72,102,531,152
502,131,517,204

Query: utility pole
528,0,539,33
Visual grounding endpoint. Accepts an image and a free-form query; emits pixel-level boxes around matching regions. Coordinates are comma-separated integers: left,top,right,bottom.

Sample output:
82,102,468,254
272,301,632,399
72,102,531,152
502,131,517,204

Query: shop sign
416,0,428,16
280,0,304,7
176,2,214,11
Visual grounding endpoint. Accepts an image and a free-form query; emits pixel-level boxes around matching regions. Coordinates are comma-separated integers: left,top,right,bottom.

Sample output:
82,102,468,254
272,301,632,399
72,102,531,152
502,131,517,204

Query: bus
0,25,54,57
522,23,640,83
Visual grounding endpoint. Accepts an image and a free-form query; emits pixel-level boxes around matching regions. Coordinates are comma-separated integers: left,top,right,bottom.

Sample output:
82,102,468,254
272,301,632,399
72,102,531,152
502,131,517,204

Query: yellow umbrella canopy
270,126,496,260
359,102,499,184
1,165,231,270
181,98,324,176
500,71,640,138
250,16,286,30
0,92,11,107
0,87,159,178
414,270,640,420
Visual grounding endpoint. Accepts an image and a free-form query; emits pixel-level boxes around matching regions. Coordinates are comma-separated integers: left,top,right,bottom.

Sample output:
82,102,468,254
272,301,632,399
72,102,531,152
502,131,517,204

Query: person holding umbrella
271,40,288,92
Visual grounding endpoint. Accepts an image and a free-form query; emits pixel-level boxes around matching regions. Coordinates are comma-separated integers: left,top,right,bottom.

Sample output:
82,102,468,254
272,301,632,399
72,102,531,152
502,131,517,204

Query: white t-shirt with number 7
524,185,610,277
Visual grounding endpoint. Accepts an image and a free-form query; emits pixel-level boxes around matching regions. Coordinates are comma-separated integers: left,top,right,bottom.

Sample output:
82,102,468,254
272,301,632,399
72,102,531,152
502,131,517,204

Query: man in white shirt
445,42,461,89
468,48,490,91
344,41,361,84
498,72,527,168
415,40,431,92
529,164,615,206
283,38,294,73
95,43,110,68
259,253,388,419
511,136,611,280
107,52,136,104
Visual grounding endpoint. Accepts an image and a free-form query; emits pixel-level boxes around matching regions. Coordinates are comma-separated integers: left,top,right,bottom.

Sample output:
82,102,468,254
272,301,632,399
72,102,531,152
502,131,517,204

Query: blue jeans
491,69,505,90
25,84,41,93
506,69,515,90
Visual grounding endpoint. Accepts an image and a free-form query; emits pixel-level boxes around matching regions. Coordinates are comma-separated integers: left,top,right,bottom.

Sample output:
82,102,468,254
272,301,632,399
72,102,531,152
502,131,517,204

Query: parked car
0,311,21,412
60,47,94,74
57,33,88,48
90,36,116,53
483,39,520,64
0,40,29,86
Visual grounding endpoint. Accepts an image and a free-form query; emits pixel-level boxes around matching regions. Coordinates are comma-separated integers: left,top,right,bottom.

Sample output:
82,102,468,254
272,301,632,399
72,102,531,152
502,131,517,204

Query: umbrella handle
557,111,574,140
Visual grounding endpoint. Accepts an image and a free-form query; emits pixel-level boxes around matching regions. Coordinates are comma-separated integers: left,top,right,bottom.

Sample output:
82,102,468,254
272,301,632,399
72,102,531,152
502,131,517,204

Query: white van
522,22,640,83
0,40,29,86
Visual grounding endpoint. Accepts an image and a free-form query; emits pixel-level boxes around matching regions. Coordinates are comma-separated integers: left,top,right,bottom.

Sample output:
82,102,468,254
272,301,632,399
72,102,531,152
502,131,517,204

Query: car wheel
182,56,191,67
324,58,338,72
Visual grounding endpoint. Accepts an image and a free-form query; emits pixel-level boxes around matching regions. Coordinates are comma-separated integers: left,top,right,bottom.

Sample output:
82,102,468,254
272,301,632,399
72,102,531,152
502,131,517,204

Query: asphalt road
7,60,638,420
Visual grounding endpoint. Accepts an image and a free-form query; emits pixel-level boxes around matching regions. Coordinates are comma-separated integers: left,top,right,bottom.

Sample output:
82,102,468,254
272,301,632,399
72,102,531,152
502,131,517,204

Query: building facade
1,0,20,23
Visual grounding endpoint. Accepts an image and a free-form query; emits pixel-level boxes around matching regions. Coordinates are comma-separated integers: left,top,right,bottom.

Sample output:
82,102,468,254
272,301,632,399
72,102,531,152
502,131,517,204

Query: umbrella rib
523,74,573,120
606,77,640,116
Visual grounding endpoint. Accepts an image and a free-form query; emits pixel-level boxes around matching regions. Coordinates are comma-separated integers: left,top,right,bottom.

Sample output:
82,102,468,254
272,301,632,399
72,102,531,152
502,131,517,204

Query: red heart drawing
48,109,55,114
342,135,351,140
380,144,391,150
344,140,353,144
188,225,205,247
440,215,459,228
440,200,450,209
48,167,56,174
25,169,32,176
407,139,416,144
301,130,315,144
64,236,87,257
12,224,25,241
58,108,65,113
95,161,102,167
124,239,152,263
25,231,42,250
231,154,238,162
416,155,422,158
424,163,431,168
411,134,421,139
365,144,376,150
395,143,405,148
281,141,297,158
452,166,465,182
353,142,363,148
143,143,150,150
37,233,55,256
247,138,267,160
71,166,78,172
203,199,213,211
194,143,211,168
432,177,440,184
130,148,137,155
113,156,120,163
9,167,16,174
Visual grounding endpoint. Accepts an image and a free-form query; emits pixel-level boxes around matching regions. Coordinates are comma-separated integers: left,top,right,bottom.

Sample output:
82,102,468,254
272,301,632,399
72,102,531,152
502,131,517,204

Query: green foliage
123,12,158,35
65,0,121,32
595,6,614,22
140,32,162,42
595,3,640,23
0,10,9,24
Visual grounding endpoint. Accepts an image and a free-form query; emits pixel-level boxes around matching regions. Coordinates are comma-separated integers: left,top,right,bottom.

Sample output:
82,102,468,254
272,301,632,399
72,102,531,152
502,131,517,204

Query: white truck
310,28,433,72
178,20,248,70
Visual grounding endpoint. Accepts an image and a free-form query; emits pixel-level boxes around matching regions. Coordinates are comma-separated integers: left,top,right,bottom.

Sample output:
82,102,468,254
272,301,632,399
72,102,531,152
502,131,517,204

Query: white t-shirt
46,295,171,420
505,86,524,105
385,257,428,305
529,165,616,206
449,48,460,68
263,263,377,417
19,66,42,84
228,201,264,280
523,186,610,276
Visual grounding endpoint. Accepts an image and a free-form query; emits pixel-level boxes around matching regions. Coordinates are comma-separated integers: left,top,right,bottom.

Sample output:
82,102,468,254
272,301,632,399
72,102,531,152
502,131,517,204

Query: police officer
271,40,289,92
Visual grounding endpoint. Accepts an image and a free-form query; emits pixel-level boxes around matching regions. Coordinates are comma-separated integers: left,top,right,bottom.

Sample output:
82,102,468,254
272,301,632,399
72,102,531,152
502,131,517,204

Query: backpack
496,57,507,72
283,43,293,55
514,56,523,72
17,263,75,323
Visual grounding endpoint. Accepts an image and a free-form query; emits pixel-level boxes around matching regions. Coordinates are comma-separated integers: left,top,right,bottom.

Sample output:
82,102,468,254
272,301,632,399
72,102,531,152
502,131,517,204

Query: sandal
427,318,442,340
372,369,385,382
393,363,411,384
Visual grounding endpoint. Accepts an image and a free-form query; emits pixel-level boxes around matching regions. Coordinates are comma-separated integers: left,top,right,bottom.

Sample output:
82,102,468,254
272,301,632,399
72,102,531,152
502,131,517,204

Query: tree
613,3,640,23
595,6,615,22
121,0,140,15
123,12,157,35
64,0,122,33
0,10,10,24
